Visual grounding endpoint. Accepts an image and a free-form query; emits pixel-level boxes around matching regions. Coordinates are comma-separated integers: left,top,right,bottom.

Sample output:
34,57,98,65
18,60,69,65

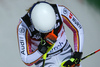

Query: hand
38,38,50,54
63,52,83,67
38,30,57,54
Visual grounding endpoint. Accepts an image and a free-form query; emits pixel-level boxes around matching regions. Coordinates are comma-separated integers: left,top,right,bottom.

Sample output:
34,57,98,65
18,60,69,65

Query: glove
38,30,57,54
63,52,83,67
38,38,50,54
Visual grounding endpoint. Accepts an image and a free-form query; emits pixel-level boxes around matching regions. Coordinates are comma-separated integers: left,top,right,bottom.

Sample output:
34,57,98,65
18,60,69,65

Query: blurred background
0,0,100,67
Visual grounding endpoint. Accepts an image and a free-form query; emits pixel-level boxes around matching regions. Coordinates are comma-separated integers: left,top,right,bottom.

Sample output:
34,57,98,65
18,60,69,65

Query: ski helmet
30,2,56,33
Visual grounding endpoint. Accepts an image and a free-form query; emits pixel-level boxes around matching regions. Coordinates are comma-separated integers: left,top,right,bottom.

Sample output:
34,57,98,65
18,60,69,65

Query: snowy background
0,0,100,67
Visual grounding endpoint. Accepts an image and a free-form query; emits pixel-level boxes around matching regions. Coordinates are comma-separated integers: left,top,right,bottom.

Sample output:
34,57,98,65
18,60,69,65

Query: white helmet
30,2,56,33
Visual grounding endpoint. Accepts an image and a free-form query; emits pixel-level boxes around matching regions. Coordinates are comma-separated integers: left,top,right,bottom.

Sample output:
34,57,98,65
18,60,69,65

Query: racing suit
17,3,84,67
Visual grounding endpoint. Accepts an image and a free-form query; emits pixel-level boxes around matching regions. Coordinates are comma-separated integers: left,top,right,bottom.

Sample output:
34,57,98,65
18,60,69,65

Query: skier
17,1,84,67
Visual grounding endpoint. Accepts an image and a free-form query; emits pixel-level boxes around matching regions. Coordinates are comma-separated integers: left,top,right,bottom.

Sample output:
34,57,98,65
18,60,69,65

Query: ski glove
38,30,57,54
63,52,83,67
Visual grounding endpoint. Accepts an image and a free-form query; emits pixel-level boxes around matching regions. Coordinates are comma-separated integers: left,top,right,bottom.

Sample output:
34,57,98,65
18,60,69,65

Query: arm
17,19,43,66
58,5,84,52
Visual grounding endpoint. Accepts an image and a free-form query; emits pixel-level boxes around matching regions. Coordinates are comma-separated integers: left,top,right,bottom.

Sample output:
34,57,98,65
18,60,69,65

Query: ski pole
42,43,55,67
42,30,57,67
61,49,100,67
81,49,100,61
